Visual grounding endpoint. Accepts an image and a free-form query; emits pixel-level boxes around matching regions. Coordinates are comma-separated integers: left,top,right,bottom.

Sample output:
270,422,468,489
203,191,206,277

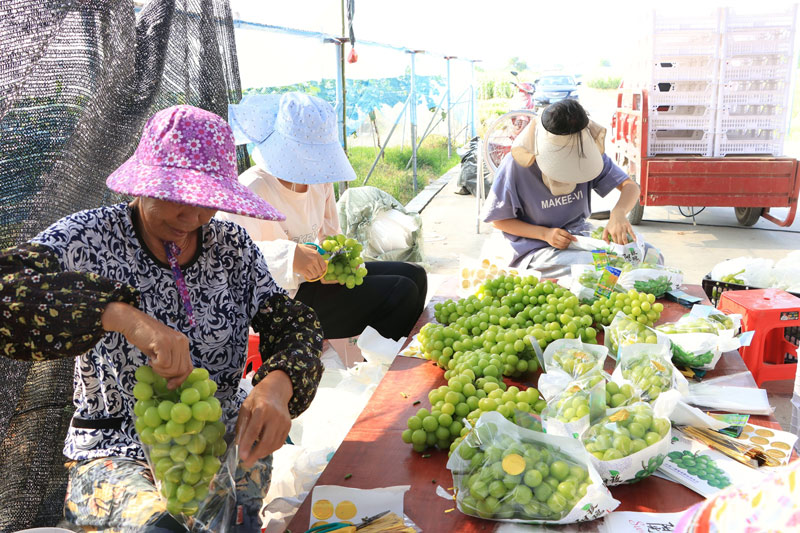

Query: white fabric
218,166,341,296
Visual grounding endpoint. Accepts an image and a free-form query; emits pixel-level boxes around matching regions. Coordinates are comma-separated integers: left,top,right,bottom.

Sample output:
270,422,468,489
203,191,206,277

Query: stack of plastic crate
639,9,721,157
715,6,797,156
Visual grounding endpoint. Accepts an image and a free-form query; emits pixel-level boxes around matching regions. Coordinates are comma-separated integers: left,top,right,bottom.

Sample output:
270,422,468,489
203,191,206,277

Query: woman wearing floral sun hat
222,92,427,342
0,105,323,531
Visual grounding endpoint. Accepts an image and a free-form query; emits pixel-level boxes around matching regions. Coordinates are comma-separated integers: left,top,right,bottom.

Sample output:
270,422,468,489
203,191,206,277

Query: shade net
0,0,243,529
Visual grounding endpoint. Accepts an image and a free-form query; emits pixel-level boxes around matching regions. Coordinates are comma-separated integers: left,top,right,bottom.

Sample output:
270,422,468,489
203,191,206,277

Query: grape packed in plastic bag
656,307,743,370
581,400,673,485
568,264,601,304
604,311,663,356
569,234,646,266
611,342,689,403
447,411,619,524
132,366,236,530
541,375,607,439
616,264,683,298
536,339,608,401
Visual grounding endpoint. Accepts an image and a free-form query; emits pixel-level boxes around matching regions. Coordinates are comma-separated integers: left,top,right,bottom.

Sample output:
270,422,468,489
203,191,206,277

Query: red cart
611,87,799,227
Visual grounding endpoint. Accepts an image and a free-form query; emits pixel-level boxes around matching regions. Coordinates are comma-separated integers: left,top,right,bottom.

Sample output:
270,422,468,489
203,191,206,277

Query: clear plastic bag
616,265,683,298
611,341,688,402
603,311,663,356
541,375,607,439
581,401,673,485
132,367,236,530
656,307,743,370
569,235,646,265
568,264,602,304
447,412,618,524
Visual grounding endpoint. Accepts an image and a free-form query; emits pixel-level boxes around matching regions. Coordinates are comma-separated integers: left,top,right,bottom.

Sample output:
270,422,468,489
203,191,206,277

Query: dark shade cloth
0,0,245,529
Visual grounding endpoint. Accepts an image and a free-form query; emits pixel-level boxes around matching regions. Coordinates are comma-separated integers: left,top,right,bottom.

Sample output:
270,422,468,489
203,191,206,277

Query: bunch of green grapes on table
455,430,591,521
320,234,367,289
582,404,670,463
133,366,227,517
667,451,731,489
551,348,603,378
657,317,720,336
589,290,663,328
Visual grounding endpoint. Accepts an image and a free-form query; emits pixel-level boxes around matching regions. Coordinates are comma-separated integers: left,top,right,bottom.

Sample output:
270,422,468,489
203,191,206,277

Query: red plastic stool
243,333,261,377
718,289,800,387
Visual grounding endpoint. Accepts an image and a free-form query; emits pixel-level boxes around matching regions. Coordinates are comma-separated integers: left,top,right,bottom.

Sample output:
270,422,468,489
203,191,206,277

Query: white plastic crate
650,55,719,81
649,80,718,106
716,104,788,131
723,28,795,56
724,5,797,30
720,57,793,82
653,7,721,32
714,129,784,156
649,129,714,156
651,31,721,56
650,104,716,129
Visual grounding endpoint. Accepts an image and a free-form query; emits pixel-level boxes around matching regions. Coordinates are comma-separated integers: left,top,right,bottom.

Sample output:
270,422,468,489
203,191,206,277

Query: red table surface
287,285,781,532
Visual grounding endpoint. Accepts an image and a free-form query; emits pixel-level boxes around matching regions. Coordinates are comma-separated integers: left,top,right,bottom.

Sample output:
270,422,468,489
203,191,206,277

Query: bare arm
491,219,578,250
603,179,640,244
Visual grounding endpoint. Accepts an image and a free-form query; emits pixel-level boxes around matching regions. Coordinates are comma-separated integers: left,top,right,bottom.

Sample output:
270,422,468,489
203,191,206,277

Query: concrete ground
416,166,800,430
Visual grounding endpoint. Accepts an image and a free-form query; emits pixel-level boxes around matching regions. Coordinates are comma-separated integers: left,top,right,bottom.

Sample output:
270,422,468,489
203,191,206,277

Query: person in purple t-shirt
482,100,641,277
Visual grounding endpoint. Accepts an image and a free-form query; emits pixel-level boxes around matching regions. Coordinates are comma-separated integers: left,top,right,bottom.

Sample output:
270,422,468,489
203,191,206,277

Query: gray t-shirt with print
482,153,628,267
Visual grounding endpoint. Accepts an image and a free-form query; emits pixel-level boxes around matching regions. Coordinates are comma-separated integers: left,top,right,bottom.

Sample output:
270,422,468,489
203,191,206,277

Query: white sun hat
228,92,356,185
511,114,606,194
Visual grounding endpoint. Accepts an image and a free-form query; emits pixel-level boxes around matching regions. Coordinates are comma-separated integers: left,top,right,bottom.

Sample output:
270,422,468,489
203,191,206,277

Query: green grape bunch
620,353,673,402
552,348,603,378
582,404,670,463
632,276,673,298
455,428,591,521
320,234,367,289
133,366,227,517
590,291,663,330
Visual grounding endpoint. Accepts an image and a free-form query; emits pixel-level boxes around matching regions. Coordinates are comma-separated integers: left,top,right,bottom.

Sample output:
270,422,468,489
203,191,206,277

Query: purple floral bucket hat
107,105,285,221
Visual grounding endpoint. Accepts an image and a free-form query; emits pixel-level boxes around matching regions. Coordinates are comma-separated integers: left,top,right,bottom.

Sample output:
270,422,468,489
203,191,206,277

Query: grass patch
346,135,460,205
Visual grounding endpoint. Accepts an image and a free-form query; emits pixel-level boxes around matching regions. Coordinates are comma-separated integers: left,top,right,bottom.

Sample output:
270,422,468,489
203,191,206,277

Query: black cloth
295,262,427,341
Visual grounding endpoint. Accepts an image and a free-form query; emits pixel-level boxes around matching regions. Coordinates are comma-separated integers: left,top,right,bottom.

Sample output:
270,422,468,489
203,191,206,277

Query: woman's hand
604,209,635,245
293,244,328,281
102,302,193,389
237,370,293,468
545,228,578,250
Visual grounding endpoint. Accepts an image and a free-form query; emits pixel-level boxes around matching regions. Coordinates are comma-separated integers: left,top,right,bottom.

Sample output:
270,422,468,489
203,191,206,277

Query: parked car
533,75,580,109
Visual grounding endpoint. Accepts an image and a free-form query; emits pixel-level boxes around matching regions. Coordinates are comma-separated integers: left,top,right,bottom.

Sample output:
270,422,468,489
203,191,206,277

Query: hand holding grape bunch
133,365,227,517
320,234,367,289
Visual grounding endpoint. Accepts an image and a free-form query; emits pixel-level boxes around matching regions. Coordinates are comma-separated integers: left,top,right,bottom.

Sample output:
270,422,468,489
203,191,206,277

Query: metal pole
363,95,411,185
405,89,448,170
445,56,455,158
469,59,477,139
408,50,419,194
330,38,348,195
476,134,483,234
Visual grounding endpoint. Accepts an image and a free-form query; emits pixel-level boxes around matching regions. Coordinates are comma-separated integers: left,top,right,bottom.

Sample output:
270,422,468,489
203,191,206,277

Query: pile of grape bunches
583,404,670,462
455,427,591,521
620,353,673,402
666,451,731,489
404,276,662,455
133,366,227,517
321,234,367,289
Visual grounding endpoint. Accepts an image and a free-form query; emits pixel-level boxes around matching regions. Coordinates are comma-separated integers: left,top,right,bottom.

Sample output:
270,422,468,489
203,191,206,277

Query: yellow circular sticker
335,501,358,520
765,448,786,459
772,441,791,450
754,429,774,438
502,453,526,476
312,500,334,520
750,436,770,445
743,425,755,433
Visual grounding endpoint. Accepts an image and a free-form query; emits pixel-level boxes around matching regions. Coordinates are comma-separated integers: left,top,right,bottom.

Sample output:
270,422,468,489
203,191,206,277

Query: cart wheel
628,200,644,225
735,207,763,227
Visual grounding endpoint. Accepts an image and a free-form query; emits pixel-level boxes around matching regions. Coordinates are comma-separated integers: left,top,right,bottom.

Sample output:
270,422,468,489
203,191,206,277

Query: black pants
295,261,427,341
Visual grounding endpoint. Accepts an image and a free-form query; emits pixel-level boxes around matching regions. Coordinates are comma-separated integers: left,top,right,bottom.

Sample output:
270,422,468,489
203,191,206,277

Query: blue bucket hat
228,92,356,185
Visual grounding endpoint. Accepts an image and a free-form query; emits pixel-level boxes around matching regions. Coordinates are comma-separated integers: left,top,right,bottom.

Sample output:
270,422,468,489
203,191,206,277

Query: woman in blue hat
222,92,427,341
